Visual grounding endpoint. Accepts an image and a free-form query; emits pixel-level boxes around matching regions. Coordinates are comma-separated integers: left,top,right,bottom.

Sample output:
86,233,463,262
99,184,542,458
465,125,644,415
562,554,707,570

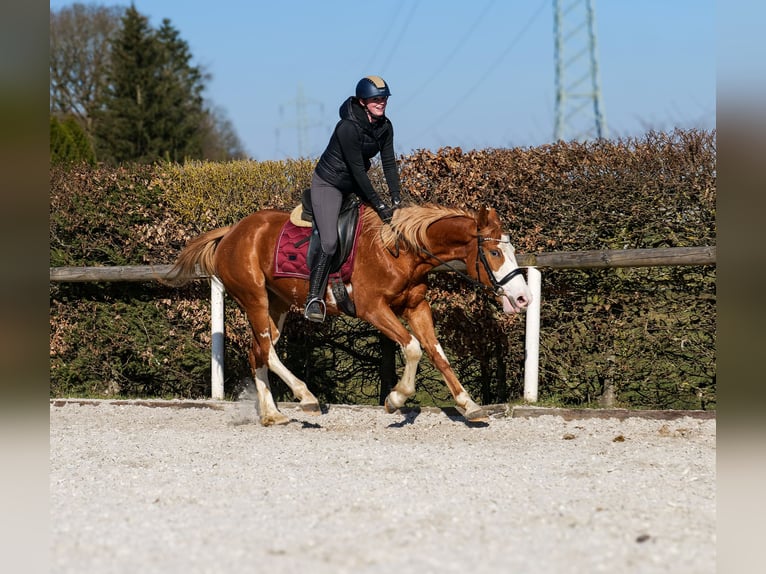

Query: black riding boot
304,250,332,322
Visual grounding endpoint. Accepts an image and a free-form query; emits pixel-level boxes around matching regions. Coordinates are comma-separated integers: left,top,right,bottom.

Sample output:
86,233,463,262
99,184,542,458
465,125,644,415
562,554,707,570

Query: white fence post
524,267,542,402
210,277,225,400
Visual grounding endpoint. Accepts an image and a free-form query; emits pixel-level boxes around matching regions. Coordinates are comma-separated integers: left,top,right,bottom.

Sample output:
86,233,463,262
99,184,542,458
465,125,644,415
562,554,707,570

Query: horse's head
474,207,532,314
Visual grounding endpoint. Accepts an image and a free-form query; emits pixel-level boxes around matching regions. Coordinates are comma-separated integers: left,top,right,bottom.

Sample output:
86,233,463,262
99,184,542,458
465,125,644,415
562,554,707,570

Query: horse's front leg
357,306,423,413
403,301,488,422
384,334,423,413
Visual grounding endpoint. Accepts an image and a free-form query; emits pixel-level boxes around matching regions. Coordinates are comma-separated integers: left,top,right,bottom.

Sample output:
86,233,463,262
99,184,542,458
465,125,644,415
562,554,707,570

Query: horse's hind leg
249,346,290,426
244,301,321,423
240,300,294,425
263,310,321,414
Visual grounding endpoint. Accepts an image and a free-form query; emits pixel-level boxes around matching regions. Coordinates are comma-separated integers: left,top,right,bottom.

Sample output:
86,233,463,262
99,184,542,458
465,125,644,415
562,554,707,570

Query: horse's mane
365,203,473,251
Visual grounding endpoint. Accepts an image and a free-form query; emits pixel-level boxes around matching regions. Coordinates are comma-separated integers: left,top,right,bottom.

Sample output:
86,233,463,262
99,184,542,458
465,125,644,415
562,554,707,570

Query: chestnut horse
166,204,531,424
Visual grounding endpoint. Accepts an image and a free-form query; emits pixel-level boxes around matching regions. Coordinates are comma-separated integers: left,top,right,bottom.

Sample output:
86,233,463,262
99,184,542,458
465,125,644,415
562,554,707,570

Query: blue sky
50,0,717,161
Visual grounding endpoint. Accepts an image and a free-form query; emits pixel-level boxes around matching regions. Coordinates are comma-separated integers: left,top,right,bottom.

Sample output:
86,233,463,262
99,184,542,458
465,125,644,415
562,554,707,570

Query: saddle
293,188,362,271
275,189,363,315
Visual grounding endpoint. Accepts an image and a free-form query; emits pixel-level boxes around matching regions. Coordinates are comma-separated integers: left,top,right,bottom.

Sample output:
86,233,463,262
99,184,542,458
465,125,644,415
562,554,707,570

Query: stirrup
304,297,326,323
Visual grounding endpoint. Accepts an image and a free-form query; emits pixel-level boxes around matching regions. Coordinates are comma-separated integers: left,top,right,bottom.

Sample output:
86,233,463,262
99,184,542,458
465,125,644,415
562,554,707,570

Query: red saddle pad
273,219,361,282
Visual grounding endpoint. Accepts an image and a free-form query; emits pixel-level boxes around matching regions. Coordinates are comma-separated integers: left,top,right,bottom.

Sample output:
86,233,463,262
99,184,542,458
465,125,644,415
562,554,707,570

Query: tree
93,6,160,163
94,7,213,164
200,106,249,161
50,116,76,166
97,7,214,163
51,3,246,163
49,3,123,134
50,115,96,166
153,18,207,162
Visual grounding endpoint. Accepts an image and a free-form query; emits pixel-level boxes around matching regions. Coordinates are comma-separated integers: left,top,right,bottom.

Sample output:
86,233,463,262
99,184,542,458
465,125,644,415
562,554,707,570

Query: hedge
50,128,716,409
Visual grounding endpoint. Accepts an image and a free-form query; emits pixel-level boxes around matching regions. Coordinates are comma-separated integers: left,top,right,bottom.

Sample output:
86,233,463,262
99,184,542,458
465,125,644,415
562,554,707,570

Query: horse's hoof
464,407,489,423
261,413,290,426
384,396,399,414
300,401,321,415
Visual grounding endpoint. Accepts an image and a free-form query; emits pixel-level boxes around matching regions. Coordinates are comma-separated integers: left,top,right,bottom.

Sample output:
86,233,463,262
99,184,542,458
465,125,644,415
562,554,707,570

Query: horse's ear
476,206,499,229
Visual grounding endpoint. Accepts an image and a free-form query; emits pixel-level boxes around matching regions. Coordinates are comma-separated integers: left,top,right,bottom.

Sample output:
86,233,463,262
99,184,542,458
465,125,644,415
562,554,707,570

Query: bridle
415,229,524,298
475,235,525,294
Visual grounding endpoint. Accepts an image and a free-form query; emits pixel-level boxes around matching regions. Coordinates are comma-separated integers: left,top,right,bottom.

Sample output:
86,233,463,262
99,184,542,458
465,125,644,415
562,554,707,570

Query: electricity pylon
553,0,607,141
277,84,324,158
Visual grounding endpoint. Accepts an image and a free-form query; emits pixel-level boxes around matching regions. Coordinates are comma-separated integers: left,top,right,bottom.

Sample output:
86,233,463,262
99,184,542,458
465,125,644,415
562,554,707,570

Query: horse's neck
423,217,475,262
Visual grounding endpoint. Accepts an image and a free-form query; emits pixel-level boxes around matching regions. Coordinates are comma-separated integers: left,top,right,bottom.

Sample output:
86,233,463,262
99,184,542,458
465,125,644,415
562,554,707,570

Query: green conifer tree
94,6,159,163
50,116,75,165
62,116,96,165
154,19,206,162
50,115,96,165
93,7,208,164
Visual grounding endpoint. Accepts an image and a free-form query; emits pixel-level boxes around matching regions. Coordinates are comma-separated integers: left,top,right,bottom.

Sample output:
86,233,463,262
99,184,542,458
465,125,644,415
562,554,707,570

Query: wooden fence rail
516,245,716,268
49,264,181,282
49,246,717,401
49,246,716,282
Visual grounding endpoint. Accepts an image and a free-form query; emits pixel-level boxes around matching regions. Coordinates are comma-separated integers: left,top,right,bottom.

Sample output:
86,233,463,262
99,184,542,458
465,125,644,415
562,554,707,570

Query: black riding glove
376,204,394,224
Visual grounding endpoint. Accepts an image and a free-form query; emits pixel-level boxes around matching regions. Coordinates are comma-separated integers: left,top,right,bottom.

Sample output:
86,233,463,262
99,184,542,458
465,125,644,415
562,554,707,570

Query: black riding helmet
355,76,391,99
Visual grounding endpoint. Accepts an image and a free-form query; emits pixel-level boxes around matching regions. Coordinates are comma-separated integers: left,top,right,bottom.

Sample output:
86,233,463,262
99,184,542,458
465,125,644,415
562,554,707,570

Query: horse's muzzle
500,291,531,314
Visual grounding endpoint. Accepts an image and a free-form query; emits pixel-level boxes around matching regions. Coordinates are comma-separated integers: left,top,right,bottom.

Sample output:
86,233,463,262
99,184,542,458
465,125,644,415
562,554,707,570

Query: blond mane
364,204,473,251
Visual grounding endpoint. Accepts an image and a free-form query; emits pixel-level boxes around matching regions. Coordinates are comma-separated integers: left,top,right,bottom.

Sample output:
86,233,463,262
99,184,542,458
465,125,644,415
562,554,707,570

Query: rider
304,75,403,322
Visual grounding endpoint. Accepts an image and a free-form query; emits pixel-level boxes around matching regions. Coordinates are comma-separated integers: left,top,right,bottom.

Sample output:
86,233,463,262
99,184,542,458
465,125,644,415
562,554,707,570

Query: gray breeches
309,172,344,255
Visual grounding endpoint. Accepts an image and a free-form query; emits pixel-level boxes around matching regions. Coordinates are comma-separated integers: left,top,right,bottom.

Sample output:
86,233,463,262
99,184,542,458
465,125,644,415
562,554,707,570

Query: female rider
304,75,402,322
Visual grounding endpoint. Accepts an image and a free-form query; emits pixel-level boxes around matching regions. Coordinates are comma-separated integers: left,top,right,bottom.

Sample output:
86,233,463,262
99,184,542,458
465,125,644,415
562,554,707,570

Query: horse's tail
162,226,231,287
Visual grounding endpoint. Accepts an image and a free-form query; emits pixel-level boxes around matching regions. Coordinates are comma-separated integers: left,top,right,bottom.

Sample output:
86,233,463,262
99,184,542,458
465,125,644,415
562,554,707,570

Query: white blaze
495,235,532,313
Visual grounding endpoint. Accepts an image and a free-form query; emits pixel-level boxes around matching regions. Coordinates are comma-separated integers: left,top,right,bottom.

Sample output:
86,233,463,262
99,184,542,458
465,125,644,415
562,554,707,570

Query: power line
411,0,547,142
276,84,324,158
399,0,497,108
363,0,406,72
378,1,419,74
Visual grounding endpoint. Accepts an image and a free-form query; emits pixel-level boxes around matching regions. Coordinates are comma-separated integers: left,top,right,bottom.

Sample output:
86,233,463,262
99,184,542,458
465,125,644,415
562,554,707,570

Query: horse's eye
489,249,501,258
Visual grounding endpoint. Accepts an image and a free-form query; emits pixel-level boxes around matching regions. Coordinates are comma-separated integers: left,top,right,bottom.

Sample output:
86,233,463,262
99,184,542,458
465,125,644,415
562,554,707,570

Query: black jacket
315,97,401,206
